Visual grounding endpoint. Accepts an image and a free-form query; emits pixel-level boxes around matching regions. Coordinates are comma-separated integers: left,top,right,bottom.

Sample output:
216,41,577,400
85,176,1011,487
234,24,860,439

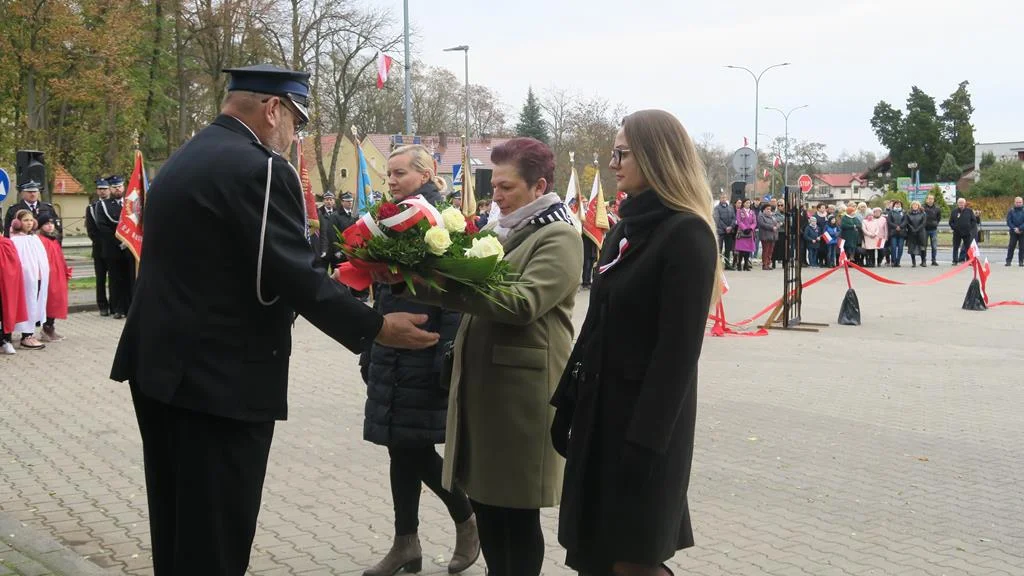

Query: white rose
441,207,467,233
424,226,453,256
465,236,504,260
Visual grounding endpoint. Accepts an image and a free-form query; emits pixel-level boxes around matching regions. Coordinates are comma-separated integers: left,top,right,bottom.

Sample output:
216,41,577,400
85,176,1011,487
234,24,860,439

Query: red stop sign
798,174,813,193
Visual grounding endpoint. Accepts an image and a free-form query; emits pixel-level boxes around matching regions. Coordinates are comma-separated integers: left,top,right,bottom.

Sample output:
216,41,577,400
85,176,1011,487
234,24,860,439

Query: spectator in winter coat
949,198,977,264
824,217,840,267
733,200,757,271
757,204,778,270
840,204,862,262
905,201,929,267
360,144,479,575
887,201,907,267
712,195,736,267
1006,197,1024,266
862,210,888,267
923,195,942,265
803,217,821,267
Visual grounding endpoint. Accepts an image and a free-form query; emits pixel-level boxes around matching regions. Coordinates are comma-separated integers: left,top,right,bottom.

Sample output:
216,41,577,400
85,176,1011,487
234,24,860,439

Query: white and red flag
773,156,782,168
376,52,393,89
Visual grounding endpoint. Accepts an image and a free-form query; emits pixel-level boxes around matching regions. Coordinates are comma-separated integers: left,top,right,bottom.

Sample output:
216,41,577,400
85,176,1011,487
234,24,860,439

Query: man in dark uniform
4,181,63,242
108,175,136,311
109,64,438,575
318,190,355,272
93,178,130,318
86,178,112,315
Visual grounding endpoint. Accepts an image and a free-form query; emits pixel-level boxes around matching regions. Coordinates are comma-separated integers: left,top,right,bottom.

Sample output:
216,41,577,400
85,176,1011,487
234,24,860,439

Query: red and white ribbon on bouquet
379,196,443,232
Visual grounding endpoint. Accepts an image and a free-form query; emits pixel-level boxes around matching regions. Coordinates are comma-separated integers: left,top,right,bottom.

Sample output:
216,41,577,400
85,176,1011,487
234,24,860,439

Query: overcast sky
378,0,1023,158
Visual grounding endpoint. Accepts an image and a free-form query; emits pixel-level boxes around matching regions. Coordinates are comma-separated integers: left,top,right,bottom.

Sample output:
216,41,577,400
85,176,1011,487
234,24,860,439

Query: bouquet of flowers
335,197,520,307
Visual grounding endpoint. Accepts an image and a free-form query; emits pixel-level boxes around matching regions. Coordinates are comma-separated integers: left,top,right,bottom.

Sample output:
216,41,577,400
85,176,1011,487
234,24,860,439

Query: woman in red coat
37,213,70,342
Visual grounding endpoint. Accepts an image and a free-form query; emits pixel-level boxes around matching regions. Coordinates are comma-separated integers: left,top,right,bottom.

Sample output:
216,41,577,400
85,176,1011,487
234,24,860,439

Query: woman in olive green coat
402,137,582,576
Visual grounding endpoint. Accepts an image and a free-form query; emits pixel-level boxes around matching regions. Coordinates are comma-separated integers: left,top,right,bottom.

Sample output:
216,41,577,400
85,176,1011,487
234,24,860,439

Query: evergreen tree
939,153,962,182
941,81,976,167
515,87,549,143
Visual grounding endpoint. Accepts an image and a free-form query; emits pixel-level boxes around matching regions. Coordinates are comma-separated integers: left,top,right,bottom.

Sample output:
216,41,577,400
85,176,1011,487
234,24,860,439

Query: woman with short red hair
401,137,583,575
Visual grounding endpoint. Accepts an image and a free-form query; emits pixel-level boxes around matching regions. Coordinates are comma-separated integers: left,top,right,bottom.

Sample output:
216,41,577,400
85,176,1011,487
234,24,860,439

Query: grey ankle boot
447,514,481,573
363,534,422,576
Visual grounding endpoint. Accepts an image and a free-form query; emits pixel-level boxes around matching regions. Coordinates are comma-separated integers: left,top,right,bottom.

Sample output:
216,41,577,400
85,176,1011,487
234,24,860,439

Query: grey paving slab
2,265,1024,575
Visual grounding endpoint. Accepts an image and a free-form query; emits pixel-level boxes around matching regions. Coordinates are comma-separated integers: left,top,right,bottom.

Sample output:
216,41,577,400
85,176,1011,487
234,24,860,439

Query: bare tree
466,84,507,137
411,64,461,135
312,6,400,192
540,87,576,156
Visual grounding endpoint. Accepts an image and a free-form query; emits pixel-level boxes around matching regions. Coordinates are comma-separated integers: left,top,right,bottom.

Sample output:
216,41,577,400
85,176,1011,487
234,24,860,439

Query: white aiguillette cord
257,156,280,306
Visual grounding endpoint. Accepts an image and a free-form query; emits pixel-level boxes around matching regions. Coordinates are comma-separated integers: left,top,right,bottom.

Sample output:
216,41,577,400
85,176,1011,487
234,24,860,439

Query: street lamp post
442,46,468,181
765,104,809,187
726,62,790,197
908,162,919,199
403,0,412,134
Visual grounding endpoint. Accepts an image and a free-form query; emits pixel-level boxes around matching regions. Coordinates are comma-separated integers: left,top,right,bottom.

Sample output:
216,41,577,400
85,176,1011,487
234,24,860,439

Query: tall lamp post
765,104,808,186
402,0,412,134
908,162,920,199
726,62,790,197
444,45,471,157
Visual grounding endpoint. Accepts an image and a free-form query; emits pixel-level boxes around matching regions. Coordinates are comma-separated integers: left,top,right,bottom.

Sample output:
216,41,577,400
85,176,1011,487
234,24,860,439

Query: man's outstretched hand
376,313,440,349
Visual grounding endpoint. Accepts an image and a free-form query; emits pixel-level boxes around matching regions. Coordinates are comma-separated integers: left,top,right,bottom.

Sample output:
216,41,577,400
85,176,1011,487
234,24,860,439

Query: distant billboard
898,179,956,205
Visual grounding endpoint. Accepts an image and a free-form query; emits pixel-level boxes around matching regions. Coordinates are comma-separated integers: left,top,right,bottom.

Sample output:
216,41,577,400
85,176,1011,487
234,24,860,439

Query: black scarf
619,189,675,236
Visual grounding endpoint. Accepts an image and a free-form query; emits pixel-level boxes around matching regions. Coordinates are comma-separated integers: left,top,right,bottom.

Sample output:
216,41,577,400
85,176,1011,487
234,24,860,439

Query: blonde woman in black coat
551,110,720,576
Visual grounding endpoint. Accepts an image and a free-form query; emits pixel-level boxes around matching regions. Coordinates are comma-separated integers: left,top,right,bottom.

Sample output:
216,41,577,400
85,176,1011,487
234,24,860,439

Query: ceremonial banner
562,161,583,233
461,137,477,218
115,149,148,262
297,139,318,234
356,141,373,216
583,170,609,248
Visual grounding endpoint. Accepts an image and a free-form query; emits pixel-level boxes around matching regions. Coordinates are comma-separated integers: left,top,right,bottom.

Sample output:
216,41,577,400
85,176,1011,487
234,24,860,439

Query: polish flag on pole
773,156,782,168
762,168,769,179
376,52,393,89
721,272,730,295
743,136,749,147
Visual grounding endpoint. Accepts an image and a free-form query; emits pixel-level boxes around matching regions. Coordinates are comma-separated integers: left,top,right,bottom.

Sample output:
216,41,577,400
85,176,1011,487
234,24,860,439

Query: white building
975,141,1024,174
804,173,885,204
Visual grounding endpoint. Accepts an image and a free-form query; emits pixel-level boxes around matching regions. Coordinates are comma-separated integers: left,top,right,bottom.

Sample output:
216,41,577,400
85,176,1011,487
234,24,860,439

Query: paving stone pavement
2,265,1024,575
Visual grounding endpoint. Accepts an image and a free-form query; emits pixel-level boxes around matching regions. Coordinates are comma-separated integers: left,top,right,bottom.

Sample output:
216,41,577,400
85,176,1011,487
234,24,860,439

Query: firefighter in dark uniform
317,190,354,272
86,178,112,315
4,181,62,242
93,177,130,318
108,64,439,575
108,175,136,310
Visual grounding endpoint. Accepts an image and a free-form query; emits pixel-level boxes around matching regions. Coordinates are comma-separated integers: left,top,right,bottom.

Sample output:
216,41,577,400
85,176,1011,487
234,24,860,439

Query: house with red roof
805,173,884,204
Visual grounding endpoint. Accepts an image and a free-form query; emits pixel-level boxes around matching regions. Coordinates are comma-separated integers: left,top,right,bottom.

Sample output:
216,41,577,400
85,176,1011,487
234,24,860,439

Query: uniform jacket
110,115,383,422
551,192,716,571
93,198,125,259
317,205,354,263
5,200,62,243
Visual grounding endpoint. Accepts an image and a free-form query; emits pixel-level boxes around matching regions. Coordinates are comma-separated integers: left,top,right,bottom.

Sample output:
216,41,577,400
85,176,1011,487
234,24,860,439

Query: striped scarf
528,201,573,228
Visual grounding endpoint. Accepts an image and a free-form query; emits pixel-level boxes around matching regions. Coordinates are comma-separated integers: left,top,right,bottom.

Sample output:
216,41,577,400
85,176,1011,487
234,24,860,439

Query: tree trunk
144,0,165,149
174,0,188,144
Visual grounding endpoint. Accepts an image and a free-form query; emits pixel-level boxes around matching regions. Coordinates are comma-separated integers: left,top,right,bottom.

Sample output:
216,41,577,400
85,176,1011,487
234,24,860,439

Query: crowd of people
713,193,1024,271
0,181,70,353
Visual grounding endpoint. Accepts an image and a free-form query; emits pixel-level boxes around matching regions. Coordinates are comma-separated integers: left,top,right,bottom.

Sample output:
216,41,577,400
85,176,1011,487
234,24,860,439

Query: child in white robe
9,210,49,350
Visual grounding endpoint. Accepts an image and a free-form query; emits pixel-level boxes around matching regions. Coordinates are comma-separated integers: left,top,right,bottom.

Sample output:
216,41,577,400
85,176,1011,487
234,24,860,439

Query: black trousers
952,234,972,263
131,387,274,575
93,248,109,310
582,239,597,286
388,445,473,536
107,251,134,314
471,500,544,576
1007,232,1024,264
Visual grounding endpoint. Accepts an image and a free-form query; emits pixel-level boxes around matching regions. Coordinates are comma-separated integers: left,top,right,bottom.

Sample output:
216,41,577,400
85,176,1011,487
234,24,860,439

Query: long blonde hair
390,144,448,195
622,109,722,304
